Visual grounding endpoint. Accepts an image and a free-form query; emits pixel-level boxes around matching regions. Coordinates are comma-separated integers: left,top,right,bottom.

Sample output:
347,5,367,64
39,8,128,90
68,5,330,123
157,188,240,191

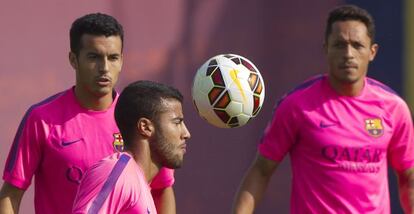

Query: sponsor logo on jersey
113,133,124,152
364,118,383,137
321,145,384,173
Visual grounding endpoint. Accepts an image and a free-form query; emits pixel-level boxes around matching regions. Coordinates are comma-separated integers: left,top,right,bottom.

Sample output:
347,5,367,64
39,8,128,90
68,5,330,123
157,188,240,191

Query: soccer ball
192,54,265,128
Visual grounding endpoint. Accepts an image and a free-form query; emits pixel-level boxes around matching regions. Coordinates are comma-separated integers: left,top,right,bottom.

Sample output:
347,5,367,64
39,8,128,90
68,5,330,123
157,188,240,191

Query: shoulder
277,75,325,108
92,154,146,202
365,78,412,122
366,78,407,107
366,78,399,97
78,154,134,198
87,153,130,176
268,75,325,124
24,89,69,121
74,154,136,214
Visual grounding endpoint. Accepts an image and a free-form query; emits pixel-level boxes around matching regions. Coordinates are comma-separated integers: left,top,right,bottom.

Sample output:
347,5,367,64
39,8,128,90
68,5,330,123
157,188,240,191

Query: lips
96,76,111,86
180,143,187,154
339,63,358,70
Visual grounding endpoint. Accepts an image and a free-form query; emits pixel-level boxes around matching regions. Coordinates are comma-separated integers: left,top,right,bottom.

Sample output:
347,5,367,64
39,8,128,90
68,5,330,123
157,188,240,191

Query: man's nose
98,58,110,73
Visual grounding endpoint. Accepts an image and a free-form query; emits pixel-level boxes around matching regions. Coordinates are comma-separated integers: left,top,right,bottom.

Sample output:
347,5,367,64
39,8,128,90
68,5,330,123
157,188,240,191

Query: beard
150,130,183,169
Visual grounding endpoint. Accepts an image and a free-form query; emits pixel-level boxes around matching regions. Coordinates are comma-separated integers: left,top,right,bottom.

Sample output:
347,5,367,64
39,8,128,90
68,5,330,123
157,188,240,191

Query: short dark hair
114,80,183,148
325,5,376,44
70,13,124,55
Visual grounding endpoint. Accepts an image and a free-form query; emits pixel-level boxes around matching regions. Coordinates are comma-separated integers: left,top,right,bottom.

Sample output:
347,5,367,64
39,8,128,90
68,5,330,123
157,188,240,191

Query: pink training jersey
3,87,174,214
259,75,414,213
73,152,157,214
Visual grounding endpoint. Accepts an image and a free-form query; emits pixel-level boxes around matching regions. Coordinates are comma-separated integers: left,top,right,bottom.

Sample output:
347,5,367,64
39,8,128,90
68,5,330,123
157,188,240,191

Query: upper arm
240,153,279,187
388,101,414,171
0,182,25,199
258,97,299,162
0,182,25,213
232,154,279,214
252,154,279,178
3,109,44,190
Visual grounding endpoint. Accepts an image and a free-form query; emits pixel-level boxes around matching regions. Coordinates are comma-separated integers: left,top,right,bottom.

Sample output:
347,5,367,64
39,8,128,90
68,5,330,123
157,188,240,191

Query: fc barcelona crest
113,133,124,152
364,118,383,137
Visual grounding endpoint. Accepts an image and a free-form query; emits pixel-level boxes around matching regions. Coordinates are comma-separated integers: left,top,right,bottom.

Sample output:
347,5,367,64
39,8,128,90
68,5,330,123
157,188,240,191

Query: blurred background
1,0,413,213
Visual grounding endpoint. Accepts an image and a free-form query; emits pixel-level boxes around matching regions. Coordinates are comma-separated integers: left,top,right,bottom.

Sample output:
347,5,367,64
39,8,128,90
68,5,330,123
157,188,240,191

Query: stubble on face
150,130,184,169
149,99,188,169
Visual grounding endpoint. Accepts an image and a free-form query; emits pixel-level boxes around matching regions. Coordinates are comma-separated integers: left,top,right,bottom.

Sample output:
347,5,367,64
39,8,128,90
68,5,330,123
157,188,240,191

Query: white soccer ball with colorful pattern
192,54,265,128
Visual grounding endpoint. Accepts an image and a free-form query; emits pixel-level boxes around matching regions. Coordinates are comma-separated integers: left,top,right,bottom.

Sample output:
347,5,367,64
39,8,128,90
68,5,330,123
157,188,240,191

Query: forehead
329,20,370,42
79,34,122,52
157,98,183,119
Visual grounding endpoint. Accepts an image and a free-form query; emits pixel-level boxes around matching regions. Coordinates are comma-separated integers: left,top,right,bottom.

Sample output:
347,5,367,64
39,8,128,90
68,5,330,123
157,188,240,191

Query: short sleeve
258,97,299,162
388,101,414,171
149,167,175,189
2,108,45,189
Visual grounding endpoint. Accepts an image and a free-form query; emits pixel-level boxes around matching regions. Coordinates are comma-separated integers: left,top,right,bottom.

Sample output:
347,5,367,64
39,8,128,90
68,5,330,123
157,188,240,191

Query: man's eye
87,54,97,59
353,43,364,49
334,43,346,48
109,55,120,61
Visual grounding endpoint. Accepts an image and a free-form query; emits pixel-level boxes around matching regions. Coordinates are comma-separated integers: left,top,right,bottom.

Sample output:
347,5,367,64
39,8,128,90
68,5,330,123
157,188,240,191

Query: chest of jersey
40,113,122,184
294,96,393,173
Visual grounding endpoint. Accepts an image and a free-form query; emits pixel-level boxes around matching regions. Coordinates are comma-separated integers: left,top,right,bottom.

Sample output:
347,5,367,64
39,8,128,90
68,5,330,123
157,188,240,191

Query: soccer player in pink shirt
233,5,414,214
0,13,176,214
72,80,191,214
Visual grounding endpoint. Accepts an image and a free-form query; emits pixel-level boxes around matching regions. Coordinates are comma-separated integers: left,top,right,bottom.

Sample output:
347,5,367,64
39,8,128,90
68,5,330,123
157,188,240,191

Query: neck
328,76,365,97
74,87,113,111
126,141,160,183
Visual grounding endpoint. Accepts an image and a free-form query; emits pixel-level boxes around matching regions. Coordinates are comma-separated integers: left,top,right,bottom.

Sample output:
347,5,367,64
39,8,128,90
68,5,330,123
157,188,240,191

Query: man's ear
69,52,78,70
137,118,154,137
369,43,379,61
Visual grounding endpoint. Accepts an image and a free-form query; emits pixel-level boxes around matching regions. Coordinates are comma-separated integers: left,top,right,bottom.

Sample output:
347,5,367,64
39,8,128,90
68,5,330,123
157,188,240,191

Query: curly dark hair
70,13,124,55
325,5,376,44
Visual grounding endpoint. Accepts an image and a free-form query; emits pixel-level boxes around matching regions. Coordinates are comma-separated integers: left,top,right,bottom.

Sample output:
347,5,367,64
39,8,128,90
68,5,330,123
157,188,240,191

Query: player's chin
165,155,184,169
341,76,360,84
334,73,360,84
94,86,113,96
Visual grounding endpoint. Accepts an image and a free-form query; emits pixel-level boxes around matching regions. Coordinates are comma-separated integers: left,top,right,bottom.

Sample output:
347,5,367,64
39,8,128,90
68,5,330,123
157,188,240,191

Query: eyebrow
85,50,121,56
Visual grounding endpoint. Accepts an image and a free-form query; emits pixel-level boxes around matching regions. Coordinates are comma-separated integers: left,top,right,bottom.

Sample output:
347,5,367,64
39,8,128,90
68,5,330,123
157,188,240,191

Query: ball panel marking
211,67,225,86
253,96,260,115
214,91,231,109
255,80,263,94
208,59,218,66
206,66,218,76
241,58,256,73
214,109,231,124
231,57,241,65
248,73,258,91
208,87,225,105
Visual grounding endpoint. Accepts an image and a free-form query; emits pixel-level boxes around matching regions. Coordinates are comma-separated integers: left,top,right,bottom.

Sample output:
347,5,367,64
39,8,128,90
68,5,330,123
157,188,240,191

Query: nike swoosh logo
319,122,337,128
61,139,82,146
